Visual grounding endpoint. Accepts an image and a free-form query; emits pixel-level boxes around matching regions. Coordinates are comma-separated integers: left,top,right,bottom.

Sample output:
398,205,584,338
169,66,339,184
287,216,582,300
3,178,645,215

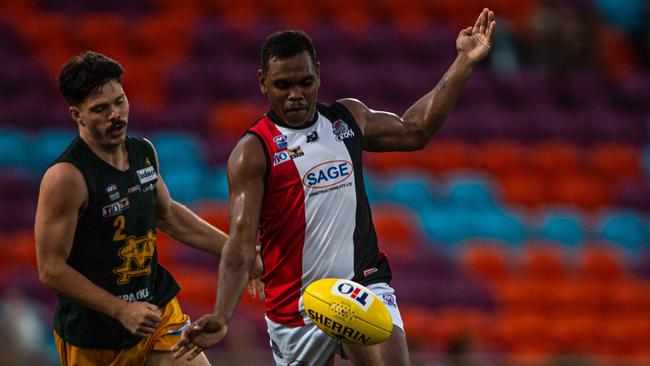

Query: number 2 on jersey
113,215,126,241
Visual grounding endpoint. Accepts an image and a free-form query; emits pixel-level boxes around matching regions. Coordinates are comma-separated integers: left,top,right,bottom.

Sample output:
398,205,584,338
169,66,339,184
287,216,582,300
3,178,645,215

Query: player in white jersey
174,8,496,366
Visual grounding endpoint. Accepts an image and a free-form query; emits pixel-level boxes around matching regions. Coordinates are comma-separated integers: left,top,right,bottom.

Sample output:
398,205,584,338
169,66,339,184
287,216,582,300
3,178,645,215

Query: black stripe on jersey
321,102,392,286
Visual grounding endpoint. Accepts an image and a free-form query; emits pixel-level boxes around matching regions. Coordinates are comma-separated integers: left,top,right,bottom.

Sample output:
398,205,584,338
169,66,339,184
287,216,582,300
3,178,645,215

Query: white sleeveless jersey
247,102,392,326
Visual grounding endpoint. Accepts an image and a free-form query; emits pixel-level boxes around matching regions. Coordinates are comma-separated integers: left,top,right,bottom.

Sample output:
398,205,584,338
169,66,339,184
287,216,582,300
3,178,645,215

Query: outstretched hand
172,315,228,360
457,8,496,64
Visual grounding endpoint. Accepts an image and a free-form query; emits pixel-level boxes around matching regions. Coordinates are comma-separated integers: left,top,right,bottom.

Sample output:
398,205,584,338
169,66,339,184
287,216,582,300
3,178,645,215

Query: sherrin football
303,278,393,345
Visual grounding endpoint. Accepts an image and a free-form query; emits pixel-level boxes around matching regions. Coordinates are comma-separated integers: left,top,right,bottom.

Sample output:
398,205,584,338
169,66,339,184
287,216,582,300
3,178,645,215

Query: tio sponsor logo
302,160,353,188
273,151,290,166
332,280,374,311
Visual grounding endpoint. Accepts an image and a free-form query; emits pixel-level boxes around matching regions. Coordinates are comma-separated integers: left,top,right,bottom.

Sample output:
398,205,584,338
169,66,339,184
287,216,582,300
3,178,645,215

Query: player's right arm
173,134,265,360
35,163,162,337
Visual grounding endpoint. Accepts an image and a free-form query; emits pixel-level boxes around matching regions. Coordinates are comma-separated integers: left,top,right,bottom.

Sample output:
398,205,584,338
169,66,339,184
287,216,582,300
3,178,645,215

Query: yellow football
303,278,393,345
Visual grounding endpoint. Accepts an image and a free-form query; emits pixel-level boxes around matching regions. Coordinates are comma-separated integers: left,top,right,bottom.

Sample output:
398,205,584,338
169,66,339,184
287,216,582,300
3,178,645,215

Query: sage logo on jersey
332,119,355,141
273,151,290,166
136,166,157,184
113,229,156,285
303,160,353,188
331,280,375,311
273,134,288,150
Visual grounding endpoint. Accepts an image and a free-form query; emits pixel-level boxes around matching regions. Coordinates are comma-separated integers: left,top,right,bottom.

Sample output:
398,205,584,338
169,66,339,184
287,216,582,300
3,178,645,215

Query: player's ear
258,69,268,94
69,106,83,126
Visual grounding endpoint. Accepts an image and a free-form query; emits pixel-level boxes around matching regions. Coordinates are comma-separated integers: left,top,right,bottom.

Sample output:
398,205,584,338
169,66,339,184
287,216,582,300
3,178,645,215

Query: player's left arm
143,138,227,256
340,8,496,152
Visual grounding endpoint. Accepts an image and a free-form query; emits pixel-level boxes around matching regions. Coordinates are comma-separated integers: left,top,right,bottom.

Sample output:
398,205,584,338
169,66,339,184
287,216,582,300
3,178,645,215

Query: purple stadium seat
616,182,650,213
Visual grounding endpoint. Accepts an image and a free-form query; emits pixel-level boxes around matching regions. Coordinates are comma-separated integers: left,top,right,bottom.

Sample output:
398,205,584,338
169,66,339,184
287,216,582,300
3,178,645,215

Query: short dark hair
58,51,124,106
260,30,317,74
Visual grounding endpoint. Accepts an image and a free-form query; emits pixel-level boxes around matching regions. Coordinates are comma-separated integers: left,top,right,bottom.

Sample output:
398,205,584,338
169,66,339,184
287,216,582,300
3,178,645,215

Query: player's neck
80,133,130,171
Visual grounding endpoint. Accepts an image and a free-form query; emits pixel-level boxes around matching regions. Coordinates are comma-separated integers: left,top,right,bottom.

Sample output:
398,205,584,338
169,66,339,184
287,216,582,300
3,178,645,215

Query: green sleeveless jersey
52,136,179,349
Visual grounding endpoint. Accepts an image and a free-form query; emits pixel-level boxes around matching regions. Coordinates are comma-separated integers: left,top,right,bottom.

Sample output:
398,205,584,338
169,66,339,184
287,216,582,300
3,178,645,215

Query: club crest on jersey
331,280,375,311
273,151,291,166
303,160,353,188
102,197,130,217
332,120,355,141
136,166,157,184
273,135,288,150
106,183,120,201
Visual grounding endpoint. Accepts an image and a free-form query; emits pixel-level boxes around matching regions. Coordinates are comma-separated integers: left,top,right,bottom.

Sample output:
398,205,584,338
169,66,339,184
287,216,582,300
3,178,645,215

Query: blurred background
0,0,649,365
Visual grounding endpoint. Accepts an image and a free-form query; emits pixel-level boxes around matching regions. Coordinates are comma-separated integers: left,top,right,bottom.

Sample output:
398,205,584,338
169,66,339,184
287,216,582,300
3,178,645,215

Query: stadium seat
371,204,420,260
468,209,527,244
537,209,586,246
597,210,647,250
474,140,528,178
460,241,510,283
415,140,474,174
589,142,642,182
194,200,229,233
445,175,497,210
520,244,567,282
163,167,206,204
208,101,267,140
577,245,627,283
31,129,76,174
549,173,612,210
530,141,582,176
384,172,438,212
0,128,31,167
151,132,203,172
498,172,548,208
419,206,471,244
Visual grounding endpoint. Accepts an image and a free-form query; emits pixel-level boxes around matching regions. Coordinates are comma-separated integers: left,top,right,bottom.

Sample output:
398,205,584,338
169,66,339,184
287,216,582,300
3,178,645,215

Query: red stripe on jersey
249,116,306,326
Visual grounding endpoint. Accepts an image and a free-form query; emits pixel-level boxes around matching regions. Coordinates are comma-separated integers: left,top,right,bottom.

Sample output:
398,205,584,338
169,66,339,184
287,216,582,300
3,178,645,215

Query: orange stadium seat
520,245,567,282
17,12,78,74
377,0,429,34
194,201,230,233
371,204,419,260
460,241,509,284
266,0,317,30
173,265,218,312
324,0,372,34
131,13,193,63
549,173,613,210
475,140,529,178
213,0,263,29
498,172,548,208
364,151,415,174
416,140,474,174
530,141,582,176
578,245,626,283
493,311,551,357
424,308,491,349
78,14,128,62
399,306,434,350
208,101,267,140
589,142,642,182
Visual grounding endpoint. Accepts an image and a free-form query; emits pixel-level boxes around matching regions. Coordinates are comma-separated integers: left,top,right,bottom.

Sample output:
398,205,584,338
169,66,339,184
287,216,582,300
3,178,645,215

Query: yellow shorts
54,297,190,366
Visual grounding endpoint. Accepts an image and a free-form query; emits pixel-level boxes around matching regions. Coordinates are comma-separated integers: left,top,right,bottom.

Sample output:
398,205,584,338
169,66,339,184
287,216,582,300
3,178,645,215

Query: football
303,278,393,346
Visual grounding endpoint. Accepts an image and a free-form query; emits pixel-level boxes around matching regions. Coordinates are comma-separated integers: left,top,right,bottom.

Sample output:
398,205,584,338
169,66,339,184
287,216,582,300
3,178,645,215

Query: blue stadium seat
538,209,586,246
598,210,648,251
446,175,497,209
31,129,76,174
419,205,471,245
163,166,205,204
0,128,31,167
202,166,229,200
468,209,527,244
384,171,438,211
151,132,203,173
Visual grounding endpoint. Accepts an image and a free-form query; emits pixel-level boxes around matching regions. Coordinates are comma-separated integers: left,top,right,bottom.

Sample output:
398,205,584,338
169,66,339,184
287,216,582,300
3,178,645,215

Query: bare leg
342,327,411,366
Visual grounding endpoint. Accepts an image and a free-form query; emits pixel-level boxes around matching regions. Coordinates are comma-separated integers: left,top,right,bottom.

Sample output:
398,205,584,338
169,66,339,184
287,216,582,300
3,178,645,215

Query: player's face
259,51,320,127
71,79,129,149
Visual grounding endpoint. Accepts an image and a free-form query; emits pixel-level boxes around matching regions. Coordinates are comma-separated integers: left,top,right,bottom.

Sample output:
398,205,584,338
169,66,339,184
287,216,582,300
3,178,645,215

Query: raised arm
341,8,496,152
146,139,228,256
35,163,161,337
174,134,266,360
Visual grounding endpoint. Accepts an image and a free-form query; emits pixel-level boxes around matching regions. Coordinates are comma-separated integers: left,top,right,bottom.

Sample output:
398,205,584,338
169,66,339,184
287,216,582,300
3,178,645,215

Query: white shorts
265,282,404,366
